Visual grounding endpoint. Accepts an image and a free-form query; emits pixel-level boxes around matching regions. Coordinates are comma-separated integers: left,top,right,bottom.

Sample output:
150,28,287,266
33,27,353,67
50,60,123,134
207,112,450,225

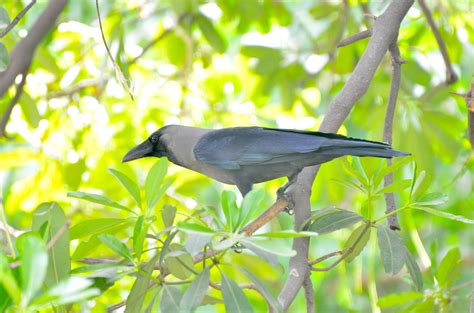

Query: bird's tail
329,146,410,158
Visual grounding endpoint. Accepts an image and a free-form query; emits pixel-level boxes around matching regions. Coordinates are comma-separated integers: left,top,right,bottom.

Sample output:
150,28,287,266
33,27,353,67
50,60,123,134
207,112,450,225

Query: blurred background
1,0,473,311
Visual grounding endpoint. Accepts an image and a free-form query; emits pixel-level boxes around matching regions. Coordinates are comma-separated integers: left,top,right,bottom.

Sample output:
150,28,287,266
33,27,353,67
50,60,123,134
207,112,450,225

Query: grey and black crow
122,125,410,196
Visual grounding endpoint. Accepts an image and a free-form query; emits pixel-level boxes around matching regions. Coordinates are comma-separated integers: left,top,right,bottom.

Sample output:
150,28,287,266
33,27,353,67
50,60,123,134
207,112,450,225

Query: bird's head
122,128,168,162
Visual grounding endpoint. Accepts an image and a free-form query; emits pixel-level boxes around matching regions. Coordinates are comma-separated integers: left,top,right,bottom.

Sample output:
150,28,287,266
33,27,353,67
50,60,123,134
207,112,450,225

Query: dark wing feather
193,127,407,170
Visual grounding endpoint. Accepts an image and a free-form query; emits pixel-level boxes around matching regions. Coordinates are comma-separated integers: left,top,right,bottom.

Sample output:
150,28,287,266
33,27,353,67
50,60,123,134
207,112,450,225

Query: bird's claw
232,243,243,253
277,190,295,216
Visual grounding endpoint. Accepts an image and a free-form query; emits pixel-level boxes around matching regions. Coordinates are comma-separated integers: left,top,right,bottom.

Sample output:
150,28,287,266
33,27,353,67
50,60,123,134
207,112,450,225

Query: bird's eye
150,135,159,144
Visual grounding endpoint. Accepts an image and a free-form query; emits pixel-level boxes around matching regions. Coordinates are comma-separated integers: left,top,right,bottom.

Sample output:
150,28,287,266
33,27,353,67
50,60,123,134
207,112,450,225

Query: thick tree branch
277,1,414,310
0,66,29,138
0,1,36,39
0,0,68,99
383,41,407,230
303,276,315,313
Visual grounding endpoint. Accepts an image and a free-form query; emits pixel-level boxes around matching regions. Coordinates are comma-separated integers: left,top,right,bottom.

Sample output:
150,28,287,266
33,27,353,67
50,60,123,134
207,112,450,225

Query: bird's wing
193,127,393,170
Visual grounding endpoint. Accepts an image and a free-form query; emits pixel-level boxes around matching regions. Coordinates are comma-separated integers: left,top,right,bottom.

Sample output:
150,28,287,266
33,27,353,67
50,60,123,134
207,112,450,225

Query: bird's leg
277,173,298,215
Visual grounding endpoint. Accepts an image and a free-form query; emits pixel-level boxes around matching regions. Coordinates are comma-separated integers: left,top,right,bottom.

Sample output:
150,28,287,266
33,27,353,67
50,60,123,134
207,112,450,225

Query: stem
374,204,410,223
0,198,16,258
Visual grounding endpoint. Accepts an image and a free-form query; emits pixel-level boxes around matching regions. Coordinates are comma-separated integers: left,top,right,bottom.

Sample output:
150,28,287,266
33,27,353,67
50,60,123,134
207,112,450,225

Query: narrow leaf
197,14,227,53
32,203,70,289
377,179,411,194
412,206,474,224
70,218,133,240
161,286,183,313
413,193,448,206
133,215,148,260
436,248,461,288
109,168,141,208
377,225,406,274
344,224,371,263
308,209,363,234
68,191,133,213
19,234,48,306
222,190,238,231
98,234,134,263
180,267,210,311
237,189,266,229
221,272,254,313
377,291,424,308
125,254,159,313
177,222,216,235
162,205,176,228
164,251,194,280
145,158,168,209
404,249,423,291
239,268,283,313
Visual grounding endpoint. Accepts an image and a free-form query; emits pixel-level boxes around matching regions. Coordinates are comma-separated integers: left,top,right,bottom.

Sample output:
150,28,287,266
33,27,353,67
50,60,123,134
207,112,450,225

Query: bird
122,125,410,196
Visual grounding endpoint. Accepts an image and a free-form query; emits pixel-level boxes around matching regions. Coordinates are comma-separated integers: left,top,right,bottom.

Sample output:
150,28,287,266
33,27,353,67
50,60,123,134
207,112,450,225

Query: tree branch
383,41,407,230
303,276,315,313
277,0,415,310
0,1,37,39
337,29,372,48
0,65,29,138
418,0,457,85
0,0,68,99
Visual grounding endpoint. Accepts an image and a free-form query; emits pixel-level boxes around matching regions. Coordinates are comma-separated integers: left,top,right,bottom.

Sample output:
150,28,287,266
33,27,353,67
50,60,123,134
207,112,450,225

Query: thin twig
209,281,257,291
0,65,29,138
418,0,457,84
0,198,16,259
337,29,373,47
308,250,343,266
0,1,36,38
383,40,407,231
311,222,371,272
95,0,134,100
129,14,189,66
46,222,70,250
240,198,289,236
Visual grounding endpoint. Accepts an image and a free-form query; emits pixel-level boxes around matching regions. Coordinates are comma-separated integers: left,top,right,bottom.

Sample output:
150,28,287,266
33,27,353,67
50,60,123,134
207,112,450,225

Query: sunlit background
1,0,473,311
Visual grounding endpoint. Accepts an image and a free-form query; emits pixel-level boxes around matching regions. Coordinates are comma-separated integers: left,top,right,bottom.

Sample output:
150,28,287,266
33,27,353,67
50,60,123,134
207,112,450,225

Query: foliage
1,0,473,312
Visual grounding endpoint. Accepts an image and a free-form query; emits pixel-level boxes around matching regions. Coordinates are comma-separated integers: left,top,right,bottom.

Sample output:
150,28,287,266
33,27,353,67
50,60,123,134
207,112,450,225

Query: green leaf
374,156,413,188
0,43,9,72
344,224,371,263
241,238,296,259
145,158,168,210
98,234,134,263
133,215,148,260
377,291,424,308
32,203,70,289
220,271,254,313
0,8,10,30
410,170,426,199
67,191,133,214
412,193,448,206
160,286,182,313
162,205,176,228
197,14,227,53
125,254,159,313
221,190,238,231
308,208,364,234
411,297,434,313
238,268,282,313
377,225,406,274
19,93,40,128
412,206,474,224
0,253,21,304
237,189,266,230
19,234,48,307
180,267,210,311
70,218,133,240
404,249,423,292
436,248,461,288
164,251,194,280
30,276,99,308
109,168,142,208
377,179,411,194
177,222,216,235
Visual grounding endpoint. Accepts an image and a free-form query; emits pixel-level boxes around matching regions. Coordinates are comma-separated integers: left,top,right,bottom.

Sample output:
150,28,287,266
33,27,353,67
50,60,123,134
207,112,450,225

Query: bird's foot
231,242,243,253
277,189,295,215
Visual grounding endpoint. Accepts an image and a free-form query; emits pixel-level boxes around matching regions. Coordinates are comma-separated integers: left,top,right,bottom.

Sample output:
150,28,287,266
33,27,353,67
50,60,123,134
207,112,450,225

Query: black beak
122,140,153,162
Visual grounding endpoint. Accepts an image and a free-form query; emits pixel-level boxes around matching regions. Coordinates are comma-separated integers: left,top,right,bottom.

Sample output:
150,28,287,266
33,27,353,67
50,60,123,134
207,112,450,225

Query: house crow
122,125,410,196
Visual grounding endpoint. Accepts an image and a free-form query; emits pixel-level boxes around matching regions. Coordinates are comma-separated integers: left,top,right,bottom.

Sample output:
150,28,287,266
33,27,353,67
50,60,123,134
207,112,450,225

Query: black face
122,131,167,162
